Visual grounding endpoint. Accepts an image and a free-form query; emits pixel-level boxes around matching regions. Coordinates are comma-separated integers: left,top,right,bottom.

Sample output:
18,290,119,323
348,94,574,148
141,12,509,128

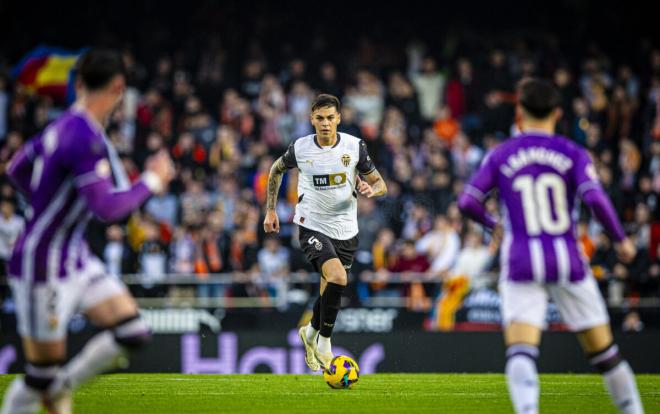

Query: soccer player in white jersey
459,79,643,414
263,94,387,371
1,49,174,414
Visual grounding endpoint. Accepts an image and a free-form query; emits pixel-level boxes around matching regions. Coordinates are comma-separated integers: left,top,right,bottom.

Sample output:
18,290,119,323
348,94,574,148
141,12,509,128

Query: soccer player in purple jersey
1,50,174,414
458,79,643,414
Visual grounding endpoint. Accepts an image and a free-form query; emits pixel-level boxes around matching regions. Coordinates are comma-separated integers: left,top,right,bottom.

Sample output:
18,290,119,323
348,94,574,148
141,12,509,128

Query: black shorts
298,226,358,274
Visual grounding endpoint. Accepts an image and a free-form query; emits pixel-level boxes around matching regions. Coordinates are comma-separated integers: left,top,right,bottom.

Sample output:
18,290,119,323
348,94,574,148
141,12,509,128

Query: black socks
319,282,345,338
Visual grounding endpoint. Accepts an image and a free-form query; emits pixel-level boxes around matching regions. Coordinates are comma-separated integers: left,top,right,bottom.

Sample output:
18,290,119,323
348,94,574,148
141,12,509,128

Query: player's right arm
263,142,296,233
6,137,39,196
457,151,498,229
573,148,635,262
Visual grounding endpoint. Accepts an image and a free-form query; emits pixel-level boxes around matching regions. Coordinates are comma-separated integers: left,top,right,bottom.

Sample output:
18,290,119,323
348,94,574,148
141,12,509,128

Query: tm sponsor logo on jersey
312,172,347,189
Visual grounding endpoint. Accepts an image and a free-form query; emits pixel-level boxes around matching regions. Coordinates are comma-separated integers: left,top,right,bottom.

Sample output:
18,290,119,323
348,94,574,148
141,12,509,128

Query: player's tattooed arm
358,168,388,198
266,157,289,210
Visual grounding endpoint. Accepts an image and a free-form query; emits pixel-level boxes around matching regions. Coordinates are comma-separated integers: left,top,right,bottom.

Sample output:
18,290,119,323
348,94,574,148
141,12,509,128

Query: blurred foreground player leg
263,94,387,370
1,49,174,414
459,78,643,414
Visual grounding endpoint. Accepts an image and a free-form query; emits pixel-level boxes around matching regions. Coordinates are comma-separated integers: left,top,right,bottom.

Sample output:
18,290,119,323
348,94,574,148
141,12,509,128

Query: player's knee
326,273,347,285
323,264,347,285
587,343,623,374
505,343,539,364
111,314,151,351
23,362,62,392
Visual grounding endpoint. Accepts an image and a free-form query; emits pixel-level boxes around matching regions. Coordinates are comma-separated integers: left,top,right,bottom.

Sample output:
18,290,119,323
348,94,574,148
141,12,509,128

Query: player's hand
146,150,175,187
263,209,280,233
490,223,504,249
614,238,636,264
356,176,375,198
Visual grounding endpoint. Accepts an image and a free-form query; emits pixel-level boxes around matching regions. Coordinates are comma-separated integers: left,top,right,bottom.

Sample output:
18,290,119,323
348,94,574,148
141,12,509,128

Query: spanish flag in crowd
11,46,85,103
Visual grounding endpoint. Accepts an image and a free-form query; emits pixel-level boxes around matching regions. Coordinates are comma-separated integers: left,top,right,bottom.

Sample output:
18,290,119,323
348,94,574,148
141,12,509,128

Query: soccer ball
323,355,359,389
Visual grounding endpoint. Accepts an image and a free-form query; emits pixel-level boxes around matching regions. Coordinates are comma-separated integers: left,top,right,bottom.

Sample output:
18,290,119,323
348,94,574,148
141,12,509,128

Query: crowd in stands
0,11,658,329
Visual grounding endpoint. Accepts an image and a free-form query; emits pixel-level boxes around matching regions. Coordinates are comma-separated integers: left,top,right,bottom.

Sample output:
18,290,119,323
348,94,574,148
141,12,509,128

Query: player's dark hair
518,78,561,119
76,49,125,91
311,94,341,113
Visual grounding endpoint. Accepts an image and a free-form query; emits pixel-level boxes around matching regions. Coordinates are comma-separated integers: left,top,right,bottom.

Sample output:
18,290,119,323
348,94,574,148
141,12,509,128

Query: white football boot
42,391,72,414
298,326,321,372
42,374,73,414
314,335,334,371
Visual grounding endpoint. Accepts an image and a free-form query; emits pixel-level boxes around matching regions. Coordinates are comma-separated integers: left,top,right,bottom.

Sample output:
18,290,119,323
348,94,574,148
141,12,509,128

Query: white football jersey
281,133,376,240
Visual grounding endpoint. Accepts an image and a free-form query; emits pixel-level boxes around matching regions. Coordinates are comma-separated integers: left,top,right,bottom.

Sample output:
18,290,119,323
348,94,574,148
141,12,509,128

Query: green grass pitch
1,373,659,413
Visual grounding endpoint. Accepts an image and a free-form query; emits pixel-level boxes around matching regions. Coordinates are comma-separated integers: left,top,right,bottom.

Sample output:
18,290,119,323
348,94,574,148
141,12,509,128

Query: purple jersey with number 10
7,108,154,283
459,132,625,284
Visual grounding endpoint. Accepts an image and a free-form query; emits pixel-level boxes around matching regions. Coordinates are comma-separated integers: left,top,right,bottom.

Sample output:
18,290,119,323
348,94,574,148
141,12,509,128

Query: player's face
94,74,127,118
310,106,341,141
108,74,126,108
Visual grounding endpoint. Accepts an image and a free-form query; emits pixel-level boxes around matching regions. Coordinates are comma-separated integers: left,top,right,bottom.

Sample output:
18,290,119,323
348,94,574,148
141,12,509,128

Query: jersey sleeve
280,142,297,170
463,150,497,201
457,150,498,228
573,147,626,242
71,131,113,188
573,148,602,197
71,129,153,222
7,135,40,195
356,140,376,175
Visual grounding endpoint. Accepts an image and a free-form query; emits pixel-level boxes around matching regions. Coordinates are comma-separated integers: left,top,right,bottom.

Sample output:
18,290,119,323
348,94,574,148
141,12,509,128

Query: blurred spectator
136,219,168,298
257,236,290,307
389,239,431,311
450,132,483,180
345,70,385,139
401,203,432,240
554,67,579,137
0,15,658,312
481,50,515,135
180,179,214,225
145,189,179,228
209,125,241,172
357,197,386,252
578,221,596,262
433,106,459,146
172,132,207,177
315,62,342,98
288,81,314,138
103,225,133,277
430,231,497,330
409,56,446,122
0,198,24,279
170,225,196,274
257,74,287,149
592,232,617,286
0,132,23,176
390,239,430,274
253,156,275,207
337,105,362,137
0,77,8,140
415,215,461,277
194,214,232,304
240,60,265,103
386,72,421,139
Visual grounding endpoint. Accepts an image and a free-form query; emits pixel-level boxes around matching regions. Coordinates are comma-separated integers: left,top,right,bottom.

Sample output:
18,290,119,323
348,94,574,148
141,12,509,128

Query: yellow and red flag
12,46,85,103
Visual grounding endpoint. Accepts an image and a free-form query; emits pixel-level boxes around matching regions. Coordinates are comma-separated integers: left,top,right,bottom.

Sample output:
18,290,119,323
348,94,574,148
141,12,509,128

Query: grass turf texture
1,374,658,413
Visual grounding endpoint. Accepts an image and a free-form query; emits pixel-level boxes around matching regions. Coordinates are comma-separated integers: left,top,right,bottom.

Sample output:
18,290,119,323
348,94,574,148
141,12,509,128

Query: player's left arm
356,140,387,198
73,134,173,222
457,151,498,229
573,148,633,261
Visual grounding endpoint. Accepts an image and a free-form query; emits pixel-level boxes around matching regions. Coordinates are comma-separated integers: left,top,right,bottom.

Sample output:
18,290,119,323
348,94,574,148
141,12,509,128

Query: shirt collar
313,133,342,149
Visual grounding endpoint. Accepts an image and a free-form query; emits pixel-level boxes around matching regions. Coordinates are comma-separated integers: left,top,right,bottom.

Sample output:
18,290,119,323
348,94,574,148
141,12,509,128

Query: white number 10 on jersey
513,173,570,236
